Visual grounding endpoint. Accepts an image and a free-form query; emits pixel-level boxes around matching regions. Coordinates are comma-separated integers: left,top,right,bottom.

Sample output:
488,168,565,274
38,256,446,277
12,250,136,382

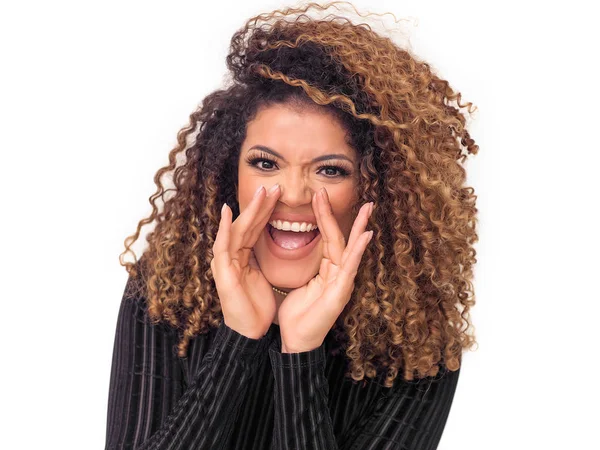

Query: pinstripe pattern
105,276,460,449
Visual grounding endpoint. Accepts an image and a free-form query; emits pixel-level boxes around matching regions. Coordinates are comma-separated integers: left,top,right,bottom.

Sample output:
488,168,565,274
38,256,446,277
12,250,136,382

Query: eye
317,165,350,178
246,156,277,171
244,152,351,178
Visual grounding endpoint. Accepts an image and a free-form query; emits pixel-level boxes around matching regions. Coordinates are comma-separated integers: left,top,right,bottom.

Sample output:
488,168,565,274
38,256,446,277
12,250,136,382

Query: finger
312,190,333,268
340,230,373,282
230,184,281,267
304,275,349,325
317,187,345,265
317,230,373,316
213,202,233,277
245,183,281,245
341,202,373,267
312,191,327,258
229,185,264,253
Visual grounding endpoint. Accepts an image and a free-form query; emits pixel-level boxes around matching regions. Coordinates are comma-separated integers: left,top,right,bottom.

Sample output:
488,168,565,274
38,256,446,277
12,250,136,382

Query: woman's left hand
277,187,374,353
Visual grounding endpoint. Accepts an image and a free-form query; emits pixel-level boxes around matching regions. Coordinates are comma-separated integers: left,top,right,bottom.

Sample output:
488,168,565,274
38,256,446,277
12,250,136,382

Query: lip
264,224,321,260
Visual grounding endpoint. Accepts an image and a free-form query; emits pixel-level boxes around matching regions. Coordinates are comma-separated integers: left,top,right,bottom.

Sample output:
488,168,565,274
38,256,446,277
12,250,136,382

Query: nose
274,173,315,207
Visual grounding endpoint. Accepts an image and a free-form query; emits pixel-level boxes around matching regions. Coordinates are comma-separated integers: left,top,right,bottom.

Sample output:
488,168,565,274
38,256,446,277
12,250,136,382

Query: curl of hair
120,1,479,387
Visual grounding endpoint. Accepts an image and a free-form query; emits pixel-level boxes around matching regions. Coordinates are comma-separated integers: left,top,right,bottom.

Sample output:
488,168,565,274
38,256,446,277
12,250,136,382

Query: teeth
269,220,318,232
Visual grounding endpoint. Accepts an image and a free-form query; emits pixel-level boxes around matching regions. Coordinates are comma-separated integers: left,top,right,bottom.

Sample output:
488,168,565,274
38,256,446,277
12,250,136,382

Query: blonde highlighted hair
120,1,479,387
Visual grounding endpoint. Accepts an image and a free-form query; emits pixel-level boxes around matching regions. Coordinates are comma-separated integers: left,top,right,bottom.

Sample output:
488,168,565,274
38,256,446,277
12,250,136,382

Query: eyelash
245,152,351,178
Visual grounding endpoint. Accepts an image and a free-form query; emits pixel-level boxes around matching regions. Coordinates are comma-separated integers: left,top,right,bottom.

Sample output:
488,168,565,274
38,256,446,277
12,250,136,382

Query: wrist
281,342,298,353
280,341,314,353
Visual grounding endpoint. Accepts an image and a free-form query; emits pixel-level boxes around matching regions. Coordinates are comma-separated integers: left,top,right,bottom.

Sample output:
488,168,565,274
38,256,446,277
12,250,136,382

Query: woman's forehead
243,104,356,161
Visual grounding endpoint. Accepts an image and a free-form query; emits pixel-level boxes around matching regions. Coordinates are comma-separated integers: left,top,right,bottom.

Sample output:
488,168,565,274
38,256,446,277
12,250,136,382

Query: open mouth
267,223,320,250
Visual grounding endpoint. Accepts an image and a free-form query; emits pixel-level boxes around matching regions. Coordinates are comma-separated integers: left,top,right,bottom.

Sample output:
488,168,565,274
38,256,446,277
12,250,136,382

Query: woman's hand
210,184,282,340
277,187,374,353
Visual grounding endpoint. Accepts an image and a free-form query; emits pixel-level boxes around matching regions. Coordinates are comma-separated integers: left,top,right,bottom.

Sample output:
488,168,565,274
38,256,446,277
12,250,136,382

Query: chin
262,266,318,289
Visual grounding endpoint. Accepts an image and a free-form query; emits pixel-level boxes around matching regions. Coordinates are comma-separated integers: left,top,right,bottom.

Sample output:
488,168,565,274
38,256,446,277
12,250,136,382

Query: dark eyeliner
244,151,278,170
245,152,351,178
315,164,351,177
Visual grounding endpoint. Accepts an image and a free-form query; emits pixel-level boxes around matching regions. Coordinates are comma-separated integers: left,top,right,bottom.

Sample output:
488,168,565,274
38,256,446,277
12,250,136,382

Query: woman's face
237,103,360,290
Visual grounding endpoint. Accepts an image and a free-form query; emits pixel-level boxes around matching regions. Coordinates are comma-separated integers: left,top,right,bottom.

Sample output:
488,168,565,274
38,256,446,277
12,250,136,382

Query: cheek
338,212,356,239
236,169,255,211
330,191,359,236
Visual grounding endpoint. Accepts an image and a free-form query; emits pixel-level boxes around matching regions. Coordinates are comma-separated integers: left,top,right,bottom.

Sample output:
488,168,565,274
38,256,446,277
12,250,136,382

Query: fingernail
253,185,264,198
222,202,228,214
268,183,280,195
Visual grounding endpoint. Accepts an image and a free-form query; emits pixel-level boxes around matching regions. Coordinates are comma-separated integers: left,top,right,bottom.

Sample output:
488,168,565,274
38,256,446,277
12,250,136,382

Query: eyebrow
248,145,355,164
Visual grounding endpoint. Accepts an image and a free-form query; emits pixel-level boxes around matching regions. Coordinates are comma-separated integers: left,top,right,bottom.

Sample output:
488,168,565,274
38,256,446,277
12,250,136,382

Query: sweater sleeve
268,340,460,450
105,277,274,450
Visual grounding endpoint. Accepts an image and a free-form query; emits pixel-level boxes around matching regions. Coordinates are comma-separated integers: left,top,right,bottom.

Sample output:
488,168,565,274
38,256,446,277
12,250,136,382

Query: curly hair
119,1,479,387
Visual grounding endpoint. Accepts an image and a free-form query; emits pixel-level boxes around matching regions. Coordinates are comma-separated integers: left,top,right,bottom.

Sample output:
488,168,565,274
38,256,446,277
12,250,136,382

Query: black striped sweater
105,275,460,449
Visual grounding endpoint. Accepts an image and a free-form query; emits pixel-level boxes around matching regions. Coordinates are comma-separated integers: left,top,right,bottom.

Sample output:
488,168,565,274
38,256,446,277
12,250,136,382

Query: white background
1,0,598,448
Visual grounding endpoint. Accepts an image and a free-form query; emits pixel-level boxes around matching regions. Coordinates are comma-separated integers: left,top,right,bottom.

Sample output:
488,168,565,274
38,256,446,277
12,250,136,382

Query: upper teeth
269,220,318,232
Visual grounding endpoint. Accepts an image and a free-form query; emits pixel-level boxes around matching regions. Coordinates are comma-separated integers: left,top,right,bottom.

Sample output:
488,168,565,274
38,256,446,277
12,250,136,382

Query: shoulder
390,363,461,401
116,271,178,337
361,361,461,397
118,273,149,318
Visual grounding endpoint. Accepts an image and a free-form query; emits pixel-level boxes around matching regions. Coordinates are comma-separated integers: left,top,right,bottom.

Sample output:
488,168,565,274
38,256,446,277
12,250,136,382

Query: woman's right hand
210,184,281,339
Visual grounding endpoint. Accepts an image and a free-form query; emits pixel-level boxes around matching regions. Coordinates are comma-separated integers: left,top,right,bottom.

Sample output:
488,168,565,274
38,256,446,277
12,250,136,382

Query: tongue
270,227,319,250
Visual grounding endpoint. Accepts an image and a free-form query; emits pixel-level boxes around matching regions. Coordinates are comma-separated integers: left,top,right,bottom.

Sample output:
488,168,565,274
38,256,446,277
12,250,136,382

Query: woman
105,2,479,449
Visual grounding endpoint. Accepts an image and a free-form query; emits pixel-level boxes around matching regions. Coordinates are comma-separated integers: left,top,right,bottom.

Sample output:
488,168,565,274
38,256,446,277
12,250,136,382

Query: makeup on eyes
244,151,352,178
